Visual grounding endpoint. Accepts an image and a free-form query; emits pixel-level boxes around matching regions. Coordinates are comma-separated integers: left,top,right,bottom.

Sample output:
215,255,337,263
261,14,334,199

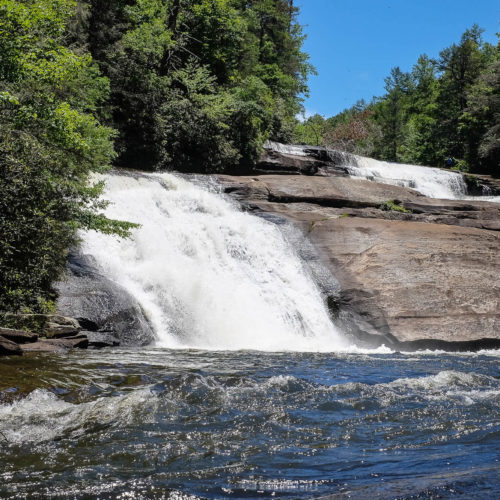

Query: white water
263,141,475,200
263,140,308,156
345,155,468,199
82,173,347,352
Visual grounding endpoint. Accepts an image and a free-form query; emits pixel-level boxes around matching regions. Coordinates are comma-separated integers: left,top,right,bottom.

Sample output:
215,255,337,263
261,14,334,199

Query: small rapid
264,141,474,200
1,349,500,498
81,173,346,352
344,155,468,199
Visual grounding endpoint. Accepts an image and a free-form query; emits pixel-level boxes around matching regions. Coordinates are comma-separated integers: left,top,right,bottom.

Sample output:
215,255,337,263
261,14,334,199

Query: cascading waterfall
263,140,308,156
82,172,347,352
263,141,472,200
345,155,468,199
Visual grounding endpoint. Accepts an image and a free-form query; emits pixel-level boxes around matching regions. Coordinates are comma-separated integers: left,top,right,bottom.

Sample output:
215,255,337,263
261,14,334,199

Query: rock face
217,147,500,350
0,316,91,355
0,336,23,356
0,328,38,344
56,252,155,347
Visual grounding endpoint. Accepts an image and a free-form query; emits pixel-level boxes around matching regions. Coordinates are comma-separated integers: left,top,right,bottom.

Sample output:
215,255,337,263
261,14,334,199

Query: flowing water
1,169,499,498
80,173,345,352
345,156,468,199
341,152,500,204
1,349,499,499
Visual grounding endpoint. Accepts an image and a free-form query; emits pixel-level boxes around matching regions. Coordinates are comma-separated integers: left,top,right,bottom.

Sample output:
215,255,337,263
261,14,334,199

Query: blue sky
296,0,500,118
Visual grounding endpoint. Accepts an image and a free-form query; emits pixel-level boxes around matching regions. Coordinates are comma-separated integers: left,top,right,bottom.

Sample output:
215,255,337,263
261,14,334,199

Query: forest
294,25,500,176
1,0,499,316
0,0,311,315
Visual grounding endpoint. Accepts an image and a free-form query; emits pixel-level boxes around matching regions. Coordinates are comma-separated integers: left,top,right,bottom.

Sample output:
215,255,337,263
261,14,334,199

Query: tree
294,114,325,146
465,53,500,174
372,67,413,161
75,0,314,171
434,25,495,166
0,0,132,314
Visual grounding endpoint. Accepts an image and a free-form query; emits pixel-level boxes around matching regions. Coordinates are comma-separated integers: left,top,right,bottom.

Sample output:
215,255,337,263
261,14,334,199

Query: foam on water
81,173,346,352
0,388,156,444
346,155,468,199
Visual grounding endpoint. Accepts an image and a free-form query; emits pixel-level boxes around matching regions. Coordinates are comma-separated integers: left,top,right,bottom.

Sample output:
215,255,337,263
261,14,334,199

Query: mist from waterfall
81,173,347,352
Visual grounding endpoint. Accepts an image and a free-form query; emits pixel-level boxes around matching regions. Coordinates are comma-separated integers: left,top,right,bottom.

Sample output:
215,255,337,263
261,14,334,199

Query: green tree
0,0,132,314
372,67,414,161
434,25,495,167
294,113,326,146
76,0,313,171
465,52,500,174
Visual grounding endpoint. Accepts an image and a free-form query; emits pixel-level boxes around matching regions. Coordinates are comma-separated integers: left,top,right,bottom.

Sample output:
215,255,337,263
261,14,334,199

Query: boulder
55,252,156,347
85,331,121,348
0,328,38,344
22,335,89,353
0,336,23,356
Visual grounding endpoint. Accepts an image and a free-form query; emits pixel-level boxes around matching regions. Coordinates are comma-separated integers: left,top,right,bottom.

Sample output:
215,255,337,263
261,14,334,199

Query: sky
296,0,500,118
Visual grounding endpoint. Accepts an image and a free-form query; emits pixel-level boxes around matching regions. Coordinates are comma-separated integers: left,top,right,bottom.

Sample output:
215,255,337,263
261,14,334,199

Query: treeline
295,26,500,175
72,0,312,171
0,0,311,314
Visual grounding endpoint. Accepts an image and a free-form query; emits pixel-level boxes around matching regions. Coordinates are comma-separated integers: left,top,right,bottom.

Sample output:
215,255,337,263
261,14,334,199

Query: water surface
1,348,499,499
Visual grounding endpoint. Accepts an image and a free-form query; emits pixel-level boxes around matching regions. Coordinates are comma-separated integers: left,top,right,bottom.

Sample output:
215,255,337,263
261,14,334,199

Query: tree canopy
295,25,500,176
73,0,314,172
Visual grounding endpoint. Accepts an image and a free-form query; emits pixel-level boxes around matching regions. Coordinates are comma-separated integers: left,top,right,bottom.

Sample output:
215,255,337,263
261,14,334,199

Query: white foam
346,155,468,199
0,388,156,444
81,173,347,352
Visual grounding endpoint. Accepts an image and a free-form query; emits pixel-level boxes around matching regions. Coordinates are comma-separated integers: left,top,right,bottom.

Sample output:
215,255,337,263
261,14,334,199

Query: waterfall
81,172,346,352
264,141,469,200
345,155,468,199
263,140,309,156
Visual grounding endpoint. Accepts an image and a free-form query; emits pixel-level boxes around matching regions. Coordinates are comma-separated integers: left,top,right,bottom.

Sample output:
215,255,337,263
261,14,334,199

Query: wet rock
85,331,121,348
0,336,23,356
256,150,325,175
218,167,500,349
55,252,156,346
0,328,38,344
22,335,89,353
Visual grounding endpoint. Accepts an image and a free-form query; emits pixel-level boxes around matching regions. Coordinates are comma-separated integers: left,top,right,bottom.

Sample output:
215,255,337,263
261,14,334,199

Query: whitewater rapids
82,173,346,352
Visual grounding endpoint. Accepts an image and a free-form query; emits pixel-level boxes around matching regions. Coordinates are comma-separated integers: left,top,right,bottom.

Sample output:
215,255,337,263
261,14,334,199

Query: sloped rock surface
217,169,500,349
56,252,155,347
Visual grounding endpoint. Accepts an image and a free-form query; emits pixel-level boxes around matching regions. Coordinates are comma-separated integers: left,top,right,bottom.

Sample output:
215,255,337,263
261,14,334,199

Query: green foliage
379,200,411,213
316,26,500,176
294,113,326,146
75,0,313,172
0,0,132,314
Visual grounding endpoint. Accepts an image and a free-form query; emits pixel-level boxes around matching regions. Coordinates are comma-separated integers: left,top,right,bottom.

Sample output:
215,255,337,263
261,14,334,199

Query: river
1,348,500,499
1,159,499,499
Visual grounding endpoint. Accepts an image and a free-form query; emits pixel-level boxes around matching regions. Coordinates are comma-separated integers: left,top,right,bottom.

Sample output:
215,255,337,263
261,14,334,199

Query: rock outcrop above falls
218,148,500,350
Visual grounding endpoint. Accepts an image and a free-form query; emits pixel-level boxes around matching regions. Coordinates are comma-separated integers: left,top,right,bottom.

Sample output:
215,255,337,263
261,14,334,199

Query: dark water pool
1,348,499,499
